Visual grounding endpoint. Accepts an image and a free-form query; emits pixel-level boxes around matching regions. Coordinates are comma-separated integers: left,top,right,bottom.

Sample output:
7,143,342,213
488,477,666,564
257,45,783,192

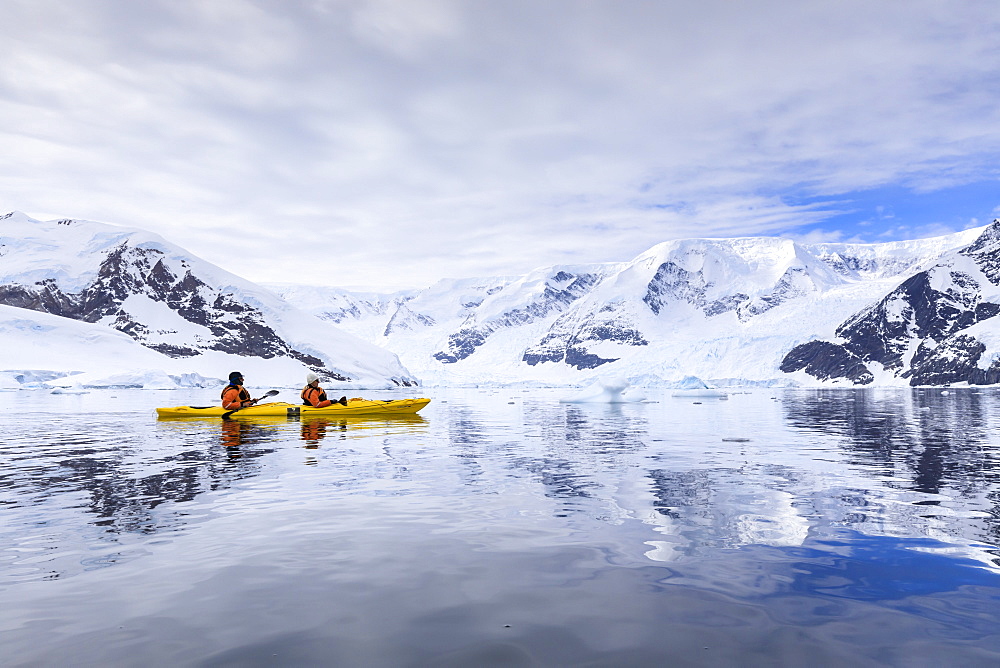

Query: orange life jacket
221,384,251,409
301,385,329,407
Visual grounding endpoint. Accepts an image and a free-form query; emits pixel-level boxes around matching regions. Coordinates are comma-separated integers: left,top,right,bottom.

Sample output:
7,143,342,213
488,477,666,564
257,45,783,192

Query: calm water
2,387,1000,667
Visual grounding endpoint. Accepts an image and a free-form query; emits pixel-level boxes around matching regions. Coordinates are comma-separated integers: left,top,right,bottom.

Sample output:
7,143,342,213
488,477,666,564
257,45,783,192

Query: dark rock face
433,327,489,364
703,293,749,318
0,279,80,317
523,341,618,370
736,268,813,320
522,307,648,370
779,340,874,384
433,271,599,364
320,303,363,324
644,261,709,315
781,219,1000,386
0,241,339,376
383,304,435,336
904,335,1000,386
838,270,991,370
644,262,814,321
813,251,919,278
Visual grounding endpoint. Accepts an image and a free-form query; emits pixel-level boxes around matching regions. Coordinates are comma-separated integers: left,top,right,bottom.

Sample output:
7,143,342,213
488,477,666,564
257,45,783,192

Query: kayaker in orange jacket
221,371,256,410
301,372,347,408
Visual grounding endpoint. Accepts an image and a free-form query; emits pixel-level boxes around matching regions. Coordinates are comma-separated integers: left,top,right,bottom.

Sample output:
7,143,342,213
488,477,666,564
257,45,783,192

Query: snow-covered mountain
0,211,416,389
268,224,993,387
8,207,997,389
782,220,1000,386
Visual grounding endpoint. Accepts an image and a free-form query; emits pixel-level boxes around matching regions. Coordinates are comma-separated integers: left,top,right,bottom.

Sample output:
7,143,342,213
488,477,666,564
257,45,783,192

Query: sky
1,0,999,291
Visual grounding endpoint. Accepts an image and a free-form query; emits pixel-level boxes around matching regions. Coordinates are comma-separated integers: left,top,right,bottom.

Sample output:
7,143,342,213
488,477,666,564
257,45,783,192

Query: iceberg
670,376,728,398
561,377,646,403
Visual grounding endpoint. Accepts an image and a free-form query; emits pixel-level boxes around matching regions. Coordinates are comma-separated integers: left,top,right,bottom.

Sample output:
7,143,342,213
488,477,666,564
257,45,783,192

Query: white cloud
1,0,999,288
348,0,462,58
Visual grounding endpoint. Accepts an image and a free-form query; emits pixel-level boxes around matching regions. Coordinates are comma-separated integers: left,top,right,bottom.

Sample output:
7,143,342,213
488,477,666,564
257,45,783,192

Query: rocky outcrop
383,304,435,336
779,340,874,384
523,303,648,370
905,334,1000,386
433,270,600,363
643,261,711,315
644,261,817,321
0,242,331,371
781,220,1000,386
0,214,421,385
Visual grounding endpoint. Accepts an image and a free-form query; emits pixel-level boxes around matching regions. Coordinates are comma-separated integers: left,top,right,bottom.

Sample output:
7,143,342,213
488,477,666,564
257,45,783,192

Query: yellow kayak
156,398,431,418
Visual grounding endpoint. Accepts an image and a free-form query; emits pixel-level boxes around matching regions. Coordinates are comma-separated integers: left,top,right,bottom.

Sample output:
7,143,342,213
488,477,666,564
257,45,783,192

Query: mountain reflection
5,390,1000,586
777,389,1000,555
643,463,812,562
513,403,648,516
779,389,1000,492
4,420,278,537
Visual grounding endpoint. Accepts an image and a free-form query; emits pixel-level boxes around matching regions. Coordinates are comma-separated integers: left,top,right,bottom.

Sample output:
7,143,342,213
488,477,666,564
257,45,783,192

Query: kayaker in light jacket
221,371,255,410
301,372,347,408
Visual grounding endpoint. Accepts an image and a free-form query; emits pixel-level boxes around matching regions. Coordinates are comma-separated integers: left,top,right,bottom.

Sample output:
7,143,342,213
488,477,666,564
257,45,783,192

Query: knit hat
306,372,320,384
228,371,243,383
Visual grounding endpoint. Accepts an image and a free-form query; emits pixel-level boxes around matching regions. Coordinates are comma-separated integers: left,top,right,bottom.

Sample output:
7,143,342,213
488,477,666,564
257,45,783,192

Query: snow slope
7,207,993,389
783,220,1000,386
270,227,986,387
0,211,416,389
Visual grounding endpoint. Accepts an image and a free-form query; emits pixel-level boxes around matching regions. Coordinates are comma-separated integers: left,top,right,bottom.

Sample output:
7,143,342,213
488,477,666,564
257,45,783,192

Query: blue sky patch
782,180,1000,243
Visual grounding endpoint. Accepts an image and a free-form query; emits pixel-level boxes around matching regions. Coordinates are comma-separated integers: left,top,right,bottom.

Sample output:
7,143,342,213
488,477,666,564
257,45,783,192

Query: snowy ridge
6,208,993,389
0,212,416,388
271,226,986,387
782,220,1000,386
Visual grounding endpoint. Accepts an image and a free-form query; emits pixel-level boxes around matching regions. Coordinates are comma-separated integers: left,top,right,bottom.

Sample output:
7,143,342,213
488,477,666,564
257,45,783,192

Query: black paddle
222,389,279,419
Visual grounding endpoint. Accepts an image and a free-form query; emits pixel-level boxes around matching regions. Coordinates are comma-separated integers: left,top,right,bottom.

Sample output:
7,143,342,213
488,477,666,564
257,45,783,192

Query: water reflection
218,417,281,450
509,403,649,517
0,417,282,581
777,389,1000,554
300,418,342,446
3,390,1000,585
4,390,1000,665
780,389,999,491
642,460,814,564
292,415,427,466
1,410,439,583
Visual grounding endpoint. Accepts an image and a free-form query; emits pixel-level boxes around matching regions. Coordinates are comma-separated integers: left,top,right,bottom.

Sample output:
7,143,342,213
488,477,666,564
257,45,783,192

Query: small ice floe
941,390,950,395
670,376,728,398
561,377,646,403
50,387,89,395
1,370,80,390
